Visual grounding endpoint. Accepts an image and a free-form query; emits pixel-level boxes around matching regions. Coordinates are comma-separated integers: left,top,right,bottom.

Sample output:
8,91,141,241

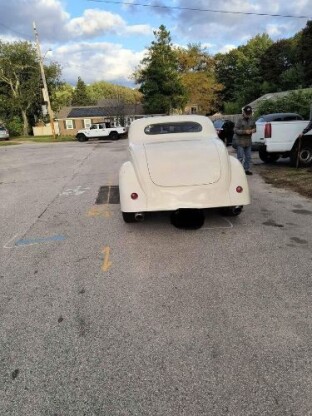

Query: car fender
228,156,250,206
119,161,147,212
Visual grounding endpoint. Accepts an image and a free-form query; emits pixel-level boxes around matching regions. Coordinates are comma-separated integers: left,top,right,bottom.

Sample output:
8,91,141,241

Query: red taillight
264,123,272,138
131,192,138,200
236,186,243,193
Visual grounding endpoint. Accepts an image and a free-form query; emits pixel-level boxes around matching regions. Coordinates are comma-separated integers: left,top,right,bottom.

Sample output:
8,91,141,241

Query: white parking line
60,186,90,196
200,217,234,231
3,234,20,249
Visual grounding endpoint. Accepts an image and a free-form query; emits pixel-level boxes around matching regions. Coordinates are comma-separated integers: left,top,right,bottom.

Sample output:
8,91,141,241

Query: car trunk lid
144,139,221,187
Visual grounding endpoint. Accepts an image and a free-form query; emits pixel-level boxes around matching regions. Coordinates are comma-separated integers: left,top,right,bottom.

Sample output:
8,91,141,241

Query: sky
0,0,311,88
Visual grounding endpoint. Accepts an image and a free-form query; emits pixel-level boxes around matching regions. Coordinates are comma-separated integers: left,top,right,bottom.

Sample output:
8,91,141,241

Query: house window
191,106,198,114
65,119,74,129
84,119,92,128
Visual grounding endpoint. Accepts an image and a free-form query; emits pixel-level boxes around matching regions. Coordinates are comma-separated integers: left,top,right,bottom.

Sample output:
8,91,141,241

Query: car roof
258,112,303,121
128,115,218,144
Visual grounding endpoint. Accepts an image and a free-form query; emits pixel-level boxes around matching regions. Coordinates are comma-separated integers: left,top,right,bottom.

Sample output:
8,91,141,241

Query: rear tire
76,133,88,142
259,148,280,163
109,132,119,140
122,212,136,223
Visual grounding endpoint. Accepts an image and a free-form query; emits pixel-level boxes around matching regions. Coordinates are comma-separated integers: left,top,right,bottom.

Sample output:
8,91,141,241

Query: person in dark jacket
233,105,256,175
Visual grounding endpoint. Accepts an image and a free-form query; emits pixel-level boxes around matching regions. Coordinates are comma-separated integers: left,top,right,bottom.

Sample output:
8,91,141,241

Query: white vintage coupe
119,115,250,223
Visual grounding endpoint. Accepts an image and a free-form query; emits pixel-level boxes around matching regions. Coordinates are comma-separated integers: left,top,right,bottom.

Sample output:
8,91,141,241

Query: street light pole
33,21,56,140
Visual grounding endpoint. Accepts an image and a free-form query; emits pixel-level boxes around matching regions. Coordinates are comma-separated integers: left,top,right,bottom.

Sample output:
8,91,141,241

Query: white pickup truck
76,122,127,142
252,115,312,166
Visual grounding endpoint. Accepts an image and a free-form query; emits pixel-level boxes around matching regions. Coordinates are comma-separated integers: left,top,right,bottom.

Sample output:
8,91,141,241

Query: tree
52,83,74,112
175,44,223,114
214,48,244,104
235,34,273,105
71,77,94,106
134,25,187,114
297,20,312,87
260,38,299,92
88,81,142,104
215,34,273,109
0,40,62,135
0,41,41,135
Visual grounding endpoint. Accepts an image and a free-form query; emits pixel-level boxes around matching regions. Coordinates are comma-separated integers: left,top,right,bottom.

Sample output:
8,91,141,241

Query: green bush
5,117,24,137
223,101,242,114
255,90,312,119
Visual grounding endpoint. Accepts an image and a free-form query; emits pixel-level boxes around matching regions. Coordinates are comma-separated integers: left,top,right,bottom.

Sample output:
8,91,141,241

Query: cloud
219,44,236,53
201,42,215,50
65,9,125,38
124,25,152,35
0,1,152,42
65,9,153,39
0,0,310,86
122,0,174,17
0,0,70,41
53,42,145,86
150,0,174,17
173,0,311,53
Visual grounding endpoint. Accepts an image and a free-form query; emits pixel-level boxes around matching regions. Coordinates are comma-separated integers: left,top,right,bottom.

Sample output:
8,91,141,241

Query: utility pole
33,21,56,139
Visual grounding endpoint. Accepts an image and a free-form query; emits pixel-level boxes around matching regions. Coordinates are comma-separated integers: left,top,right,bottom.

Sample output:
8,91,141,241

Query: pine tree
72,77,93,106
134,25,187,114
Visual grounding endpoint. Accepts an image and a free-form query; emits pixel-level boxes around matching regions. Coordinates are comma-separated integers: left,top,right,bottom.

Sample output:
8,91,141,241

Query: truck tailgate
265,121,309,152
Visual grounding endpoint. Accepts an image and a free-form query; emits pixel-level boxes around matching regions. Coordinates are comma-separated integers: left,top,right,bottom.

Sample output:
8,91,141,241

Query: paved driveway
1,141,312,415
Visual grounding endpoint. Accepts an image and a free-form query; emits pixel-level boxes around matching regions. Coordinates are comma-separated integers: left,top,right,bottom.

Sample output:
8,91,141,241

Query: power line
87,0,311,19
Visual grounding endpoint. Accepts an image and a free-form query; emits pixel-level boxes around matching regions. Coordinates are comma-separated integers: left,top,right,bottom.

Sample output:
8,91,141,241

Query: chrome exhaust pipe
134,212,145,222
232,206,243,215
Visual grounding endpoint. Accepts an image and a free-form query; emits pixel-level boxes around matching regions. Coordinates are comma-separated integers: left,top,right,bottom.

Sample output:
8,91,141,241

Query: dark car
213,119,235,146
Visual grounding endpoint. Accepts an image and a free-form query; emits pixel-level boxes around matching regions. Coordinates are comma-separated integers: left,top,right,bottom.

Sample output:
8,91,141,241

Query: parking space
1,141,312,415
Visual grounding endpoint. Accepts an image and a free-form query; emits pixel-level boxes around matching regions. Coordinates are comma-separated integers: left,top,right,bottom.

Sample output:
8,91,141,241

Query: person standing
234,105,256,175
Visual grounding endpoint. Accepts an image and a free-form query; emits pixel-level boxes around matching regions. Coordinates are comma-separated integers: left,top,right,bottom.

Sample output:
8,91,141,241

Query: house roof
68,107,106,118
56,103,145,120
247,88,312,109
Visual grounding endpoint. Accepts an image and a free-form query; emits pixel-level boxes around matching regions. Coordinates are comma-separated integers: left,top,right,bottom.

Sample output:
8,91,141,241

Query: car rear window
144,122,202,135
283,116,299,121
258,114,303,122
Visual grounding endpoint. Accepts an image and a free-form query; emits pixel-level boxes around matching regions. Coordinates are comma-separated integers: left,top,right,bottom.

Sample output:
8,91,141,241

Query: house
34,98,201,137
55,101,146,136
247,88,312,113
183,104,199,115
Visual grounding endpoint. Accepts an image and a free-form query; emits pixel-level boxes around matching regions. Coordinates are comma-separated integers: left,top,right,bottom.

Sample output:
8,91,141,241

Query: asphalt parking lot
1,141,312,415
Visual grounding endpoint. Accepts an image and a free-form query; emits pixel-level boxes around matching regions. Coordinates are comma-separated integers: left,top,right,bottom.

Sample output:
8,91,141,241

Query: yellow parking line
87,205,111,218
102,246,112,272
